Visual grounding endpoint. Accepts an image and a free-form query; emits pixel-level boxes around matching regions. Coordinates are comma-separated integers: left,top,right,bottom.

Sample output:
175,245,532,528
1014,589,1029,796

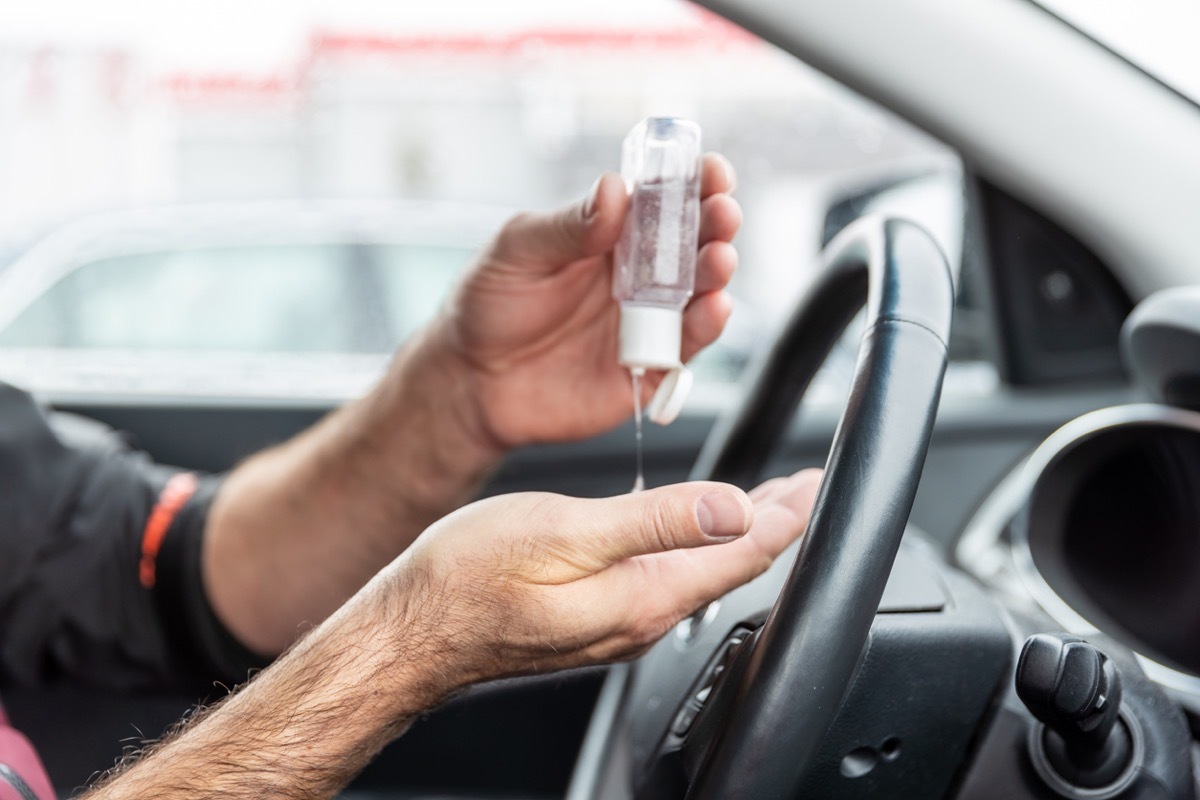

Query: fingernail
697,491,749,539
582,177,602,220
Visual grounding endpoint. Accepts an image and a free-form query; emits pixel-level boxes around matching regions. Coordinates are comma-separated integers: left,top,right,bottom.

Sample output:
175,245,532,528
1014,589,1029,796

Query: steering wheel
592,216,955,799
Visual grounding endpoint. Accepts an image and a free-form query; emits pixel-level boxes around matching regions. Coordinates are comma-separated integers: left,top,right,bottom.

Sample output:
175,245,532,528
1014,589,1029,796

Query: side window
0,246,359,353
371,244,473,345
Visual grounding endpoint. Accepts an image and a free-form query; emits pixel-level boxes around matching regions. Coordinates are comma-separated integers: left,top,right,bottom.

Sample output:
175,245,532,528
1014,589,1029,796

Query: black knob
1016,634,1133,791
1017,634,1122,746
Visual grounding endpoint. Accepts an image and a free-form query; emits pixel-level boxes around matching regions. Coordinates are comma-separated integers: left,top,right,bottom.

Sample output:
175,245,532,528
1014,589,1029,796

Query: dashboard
960,377,1200,717
1020,408,1200,678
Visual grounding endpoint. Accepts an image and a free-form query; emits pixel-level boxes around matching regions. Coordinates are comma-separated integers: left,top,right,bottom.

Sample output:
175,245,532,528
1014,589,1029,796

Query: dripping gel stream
631,368,645,493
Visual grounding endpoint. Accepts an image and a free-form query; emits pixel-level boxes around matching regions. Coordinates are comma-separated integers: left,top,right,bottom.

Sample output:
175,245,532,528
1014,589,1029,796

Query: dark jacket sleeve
0,382,268,692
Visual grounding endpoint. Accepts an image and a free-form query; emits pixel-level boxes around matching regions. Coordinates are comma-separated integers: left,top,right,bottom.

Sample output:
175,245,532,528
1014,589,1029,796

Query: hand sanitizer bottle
613,117,702,425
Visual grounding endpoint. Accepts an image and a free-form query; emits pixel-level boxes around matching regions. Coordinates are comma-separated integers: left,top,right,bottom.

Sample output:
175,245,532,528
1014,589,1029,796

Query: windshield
1036,0,1200,103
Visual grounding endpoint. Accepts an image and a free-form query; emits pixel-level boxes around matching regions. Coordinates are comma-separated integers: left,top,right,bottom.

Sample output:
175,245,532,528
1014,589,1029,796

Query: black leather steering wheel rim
684,216,954,798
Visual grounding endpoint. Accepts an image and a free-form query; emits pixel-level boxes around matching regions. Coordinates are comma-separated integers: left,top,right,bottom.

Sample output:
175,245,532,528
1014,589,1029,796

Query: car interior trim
565,663,630,800
1006,403,1200,712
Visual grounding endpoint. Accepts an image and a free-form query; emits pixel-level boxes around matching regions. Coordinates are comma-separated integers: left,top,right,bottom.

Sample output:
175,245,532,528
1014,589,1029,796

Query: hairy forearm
83,573,453,800
203,327,501,655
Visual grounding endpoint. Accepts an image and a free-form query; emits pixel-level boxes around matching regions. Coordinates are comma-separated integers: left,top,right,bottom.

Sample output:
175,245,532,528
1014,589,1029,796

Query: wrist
201,324,506,656
355,323,505,515
288,572,463,719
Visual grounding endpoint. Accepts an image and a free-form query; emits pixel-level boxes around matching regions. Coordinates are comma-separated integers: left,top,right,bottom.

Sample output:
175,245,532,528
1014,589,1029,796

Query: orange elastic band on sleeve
139,472,199,589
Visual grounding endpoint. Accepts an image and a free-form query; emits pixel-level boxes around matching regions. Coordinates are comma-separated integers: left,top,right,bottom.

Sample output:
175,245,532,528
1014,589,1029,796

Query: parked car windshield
0,243,470,353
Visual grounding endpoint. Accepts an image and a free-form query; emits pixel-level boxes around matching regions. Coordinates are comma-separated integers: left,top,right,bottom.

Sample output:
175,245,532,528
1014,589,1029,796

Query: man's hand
203,157,742,656
85,470,819,800
395,468,819,684
432,153,741,449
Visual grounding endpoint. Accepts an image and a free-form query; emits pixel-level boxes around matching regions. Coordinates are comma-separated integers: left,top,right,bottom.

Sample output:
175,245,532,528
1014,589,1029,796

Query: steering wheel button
672,704,700,737
668,627,757,740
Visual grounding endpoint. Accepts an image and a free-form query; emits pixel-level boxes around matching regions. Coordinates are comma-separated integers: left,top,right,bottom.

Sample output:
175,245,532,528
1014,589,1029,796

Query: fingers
693,238,738,295
739,468,823,558
667,469,820,581
698,193,742,247
486,153,737,279
680,290,734,363
488,172,628,273
543,482,754,575
749,476,792,503
655,470,820,598
688,191,740,350
589,470,821,650
700,152,737,198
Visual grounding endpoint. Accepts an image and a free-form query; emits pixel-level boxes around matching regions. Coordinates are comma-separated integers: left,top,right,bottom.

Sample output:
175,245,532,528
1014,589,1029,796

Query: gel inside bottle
613,117,702,373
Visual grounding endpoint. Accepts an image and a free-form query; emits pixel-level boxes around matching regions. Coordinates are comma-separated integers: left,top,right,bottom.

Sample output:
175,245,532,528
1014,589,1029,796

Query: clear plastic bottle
613,117,703,376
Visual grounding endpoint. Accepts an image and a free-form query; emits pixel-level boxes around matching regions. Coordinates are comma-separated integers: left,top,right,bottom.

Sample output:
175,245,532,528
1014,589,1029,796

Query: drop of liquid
631,368,645,494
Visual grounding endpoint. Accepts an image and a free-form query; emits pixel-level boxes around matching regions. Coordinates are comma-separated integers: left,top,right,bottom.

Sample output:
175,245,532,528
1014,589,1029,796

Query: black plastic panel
788,567,1010,799
631,544,1011,799
967,176,1132,387
953,627,1196,800
1024,423,1200,676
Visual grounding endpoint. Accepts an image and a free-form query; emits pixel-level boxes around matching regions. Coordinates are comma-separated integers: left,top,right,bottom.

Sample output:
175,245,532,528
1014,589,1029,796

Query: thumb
552,482,754,571
489,172,628,273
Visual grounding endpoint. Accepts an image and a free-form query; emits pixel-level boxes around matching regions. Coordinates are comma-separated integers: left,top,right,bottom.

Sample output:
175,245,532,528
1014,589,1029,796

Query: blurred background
0,0,971,404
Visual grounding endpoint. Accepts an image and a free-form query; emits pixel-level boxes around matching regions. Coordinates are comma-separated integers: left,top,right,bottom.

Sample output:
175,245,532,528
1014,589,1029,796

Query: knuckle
534,493,569,530
491,212,534,259
750,552,775,580
502,211,533,237
647,497,685,553
799,467,824,486
628,614,674,649
551,209,579,253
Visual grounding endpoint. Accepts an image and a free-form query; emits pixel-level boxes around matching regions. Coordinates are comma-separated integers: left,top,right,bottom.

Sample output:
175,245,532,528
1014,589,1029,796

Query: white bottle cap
619,304,692,425
647,365,693,426
619,305,683,371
